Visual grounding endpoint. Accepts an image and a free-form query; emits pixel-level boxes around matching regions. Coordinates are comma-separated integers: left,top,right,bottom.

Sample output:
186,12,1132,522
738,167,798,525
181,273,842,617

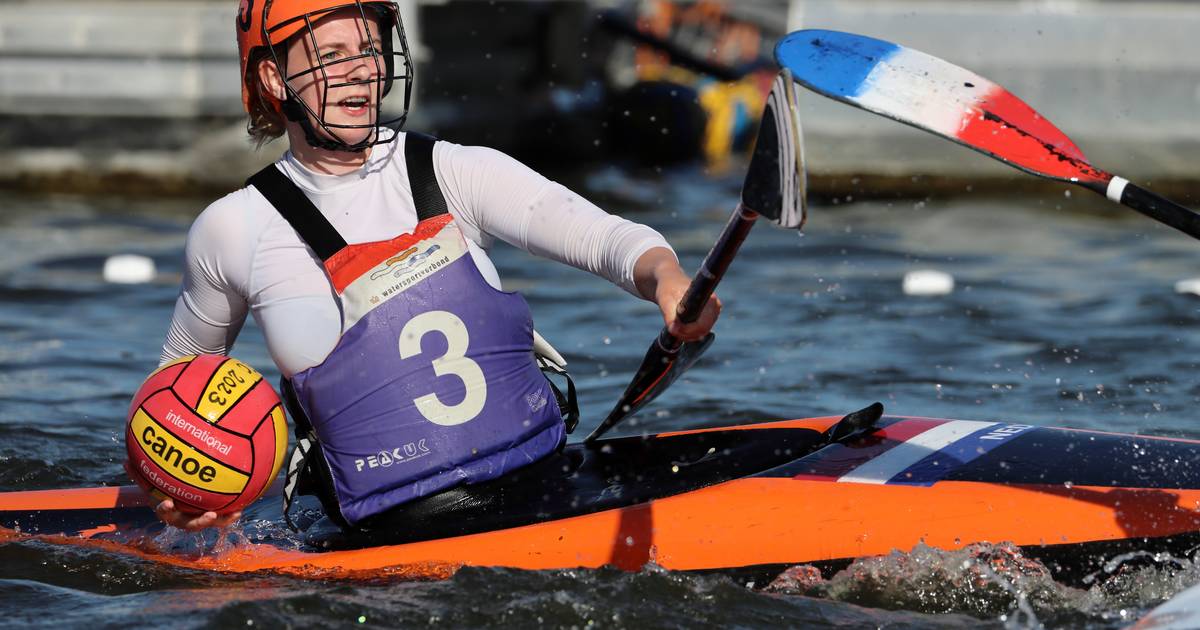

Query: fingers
153,498,176,520
153,499,241,531
154,498,213,529
213,511,244,528
648,258,724,341
667,294,722,341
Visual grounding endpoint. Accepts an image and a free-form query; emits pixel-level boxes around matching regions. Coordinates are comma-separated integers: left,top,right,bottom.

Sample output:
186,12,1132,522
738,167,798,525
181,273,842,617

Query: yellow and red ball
125,354,287,514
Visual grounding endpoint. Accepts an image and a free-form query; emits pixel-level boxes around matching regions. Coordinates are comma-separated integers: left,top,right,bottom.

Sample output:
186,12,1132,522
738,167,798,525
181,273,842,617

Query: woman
152,0,720,530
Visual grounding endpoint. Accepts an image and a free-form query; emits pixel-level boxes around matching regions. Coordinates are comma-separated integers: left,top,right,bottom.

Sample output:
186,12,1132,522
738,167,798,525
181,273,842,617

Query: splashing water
765,541,1200,627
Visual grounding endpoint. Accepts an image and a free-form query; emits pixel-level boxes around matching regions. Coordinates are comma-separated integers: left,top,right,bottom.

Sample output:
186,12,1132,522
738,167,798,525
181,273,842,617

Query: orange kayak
3,412,1199,583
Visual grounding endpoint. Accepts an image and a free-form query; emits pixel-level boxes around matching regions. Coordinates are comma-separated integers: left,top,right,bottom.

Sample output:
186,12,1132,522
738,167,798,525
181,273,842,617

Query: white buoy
903,269,954,296
1174,278,1200,296
103,254,157,284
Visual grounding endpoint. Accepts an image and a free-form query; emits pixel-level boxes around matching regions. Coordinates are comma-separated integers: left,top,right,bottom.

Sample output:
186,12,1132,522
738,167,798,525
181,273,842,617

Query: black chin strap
282,96,378,153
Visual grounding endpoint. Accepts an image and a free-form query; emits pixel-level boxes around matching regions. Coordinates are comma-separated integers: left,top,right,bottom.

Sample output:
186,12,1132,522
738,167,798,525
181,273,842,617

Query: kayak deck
4,415,1200,583
320,418,828,549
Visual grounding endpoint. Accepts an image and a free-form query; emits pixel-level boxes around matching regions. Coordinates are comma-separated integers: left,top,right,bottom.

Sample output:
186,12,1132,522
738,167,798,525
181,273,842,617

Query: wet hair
244,44,289,147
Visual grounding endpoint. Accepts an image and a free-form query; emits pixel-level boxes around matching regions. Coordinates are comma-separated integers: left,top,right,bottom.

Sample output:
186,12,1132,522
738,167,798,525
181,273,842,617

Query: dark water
2,166,1200,628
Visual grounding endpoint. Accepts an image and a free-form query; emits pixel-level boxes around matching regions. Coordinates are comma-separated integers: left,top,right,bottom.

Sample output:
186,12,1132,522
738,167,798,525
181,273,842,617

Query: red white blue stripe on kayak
791,418,1035,486
775,29,1100,183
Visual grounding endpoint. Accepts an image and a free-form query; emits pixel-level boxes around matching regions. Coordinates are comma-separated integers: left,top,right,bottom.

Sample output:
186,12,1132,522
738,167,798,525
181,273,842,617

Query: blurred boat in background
2,0,1199,199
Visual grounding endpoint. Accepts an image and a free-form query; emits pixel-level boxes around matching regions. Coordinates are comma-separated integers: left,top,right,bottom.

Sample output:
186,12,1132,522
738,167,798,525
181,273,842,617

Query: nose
347,51,382,83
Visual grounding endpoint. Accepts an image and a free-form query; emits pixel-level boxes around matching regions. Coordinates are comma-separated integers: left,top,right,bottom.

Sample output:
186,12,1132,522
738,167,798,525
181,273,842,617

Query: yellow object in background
629,0,772,167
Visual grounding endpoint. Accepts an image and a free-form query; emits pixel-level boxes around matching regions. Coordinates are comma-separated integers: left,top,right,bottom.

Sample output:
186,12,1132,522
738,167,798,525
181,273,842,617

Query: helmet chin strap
281,96,375,153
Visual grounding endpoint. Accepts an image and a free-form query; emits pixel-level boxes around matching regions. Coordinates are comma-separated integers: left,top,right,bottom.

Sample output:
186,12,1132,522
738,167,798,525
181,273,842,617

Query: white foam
903,269,955,296
102,254,156,284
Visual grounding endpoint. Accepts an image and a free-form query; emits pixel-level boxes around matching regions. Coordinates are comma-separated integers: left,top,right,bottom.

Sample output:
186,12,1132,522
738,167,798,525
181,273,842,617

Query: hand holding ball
125,355,287,516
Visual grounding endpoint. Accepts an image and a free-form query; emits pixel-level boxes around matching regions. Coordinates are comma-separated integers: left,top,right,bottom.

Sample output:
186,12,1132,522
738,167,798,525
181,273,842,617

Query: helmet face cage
263,1,413,152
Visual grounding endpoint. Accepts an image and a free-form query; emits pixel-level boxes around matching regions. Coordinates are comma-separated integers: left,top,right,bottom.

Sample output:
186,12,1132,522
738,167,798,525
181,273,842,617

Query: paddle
775,29,1200,241
584,69,808,443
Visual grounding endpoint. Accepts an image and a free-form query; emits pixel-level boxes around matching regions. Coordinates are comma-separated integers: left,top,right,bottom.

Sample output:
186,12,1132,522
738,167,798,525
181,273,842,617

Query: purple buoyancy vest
248,135,565,525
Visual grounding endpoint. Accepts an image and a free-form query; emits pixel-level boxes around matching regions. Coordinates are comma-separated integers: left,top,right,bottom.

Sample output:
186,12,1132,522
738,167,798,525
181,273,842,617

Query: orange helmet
235,0,414,150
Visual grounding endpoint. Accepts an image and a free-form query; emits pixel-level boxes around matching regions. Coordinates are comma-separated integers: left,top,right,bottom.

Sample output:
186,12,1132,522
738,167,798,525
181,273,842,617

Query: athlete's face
282,7,386,148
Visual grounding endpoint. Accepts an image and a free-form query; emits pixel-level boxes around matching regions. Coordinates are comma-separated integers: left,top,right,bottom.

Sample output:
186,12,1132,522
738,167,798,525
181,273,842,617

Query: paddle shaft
584,204,757,442
658,203,758,353
587,69,804,442
1097,177,1200,240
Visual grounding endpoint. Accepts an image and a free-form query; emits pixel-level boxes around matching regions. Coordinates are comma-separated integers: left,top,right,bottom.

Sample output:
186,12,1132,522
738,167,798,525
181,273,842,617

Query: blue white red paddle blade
742,69,807,229
775,29,1110,186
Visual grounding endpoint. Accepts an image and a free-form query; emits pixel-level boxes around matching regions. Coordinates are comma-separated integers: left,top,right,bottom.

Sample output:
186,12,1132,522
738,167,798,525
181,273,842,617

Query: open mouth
338,96,372,115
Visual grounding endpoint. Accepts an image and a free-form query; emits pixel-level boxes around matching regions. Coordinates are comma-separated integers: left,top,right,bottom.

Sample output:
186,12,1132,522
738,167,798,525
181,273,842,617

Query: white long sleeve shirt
161,132,671,377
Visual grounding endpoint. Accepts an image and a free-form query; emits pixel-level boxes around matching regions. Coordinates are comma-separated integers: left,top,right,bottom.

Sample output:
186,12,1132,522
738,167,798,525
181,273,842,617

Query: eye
319,50,342,62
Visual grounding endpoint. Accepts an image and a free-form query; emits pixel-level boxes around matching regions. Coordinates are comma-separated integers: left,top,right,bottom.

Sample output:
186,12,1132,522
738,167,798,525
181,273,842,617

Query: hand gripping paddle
776,29,1200,241
585,69,808,443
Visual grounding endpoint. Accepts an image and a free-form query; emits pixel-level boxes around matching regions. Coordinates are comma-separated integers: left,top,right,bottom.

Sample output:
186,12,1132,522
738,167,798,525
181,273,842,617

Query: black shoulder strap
246,165,347,262
404,132,450,221
247,133,447,260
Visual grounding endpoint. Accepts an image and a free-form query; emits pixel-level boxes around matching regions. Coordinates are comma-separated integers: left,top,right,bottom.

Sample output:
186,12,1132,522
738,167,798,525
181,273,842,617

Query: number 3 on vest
398,310,488,426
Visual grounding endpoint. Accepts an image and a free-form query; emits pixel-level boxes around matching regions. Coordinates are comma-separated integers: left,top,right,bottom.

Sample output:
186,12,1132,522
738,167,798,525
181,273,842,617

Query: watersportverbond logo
378,254,451,299
163,409,232,455
354,439,432,472
342,231,469,330
369,244,441,281
343,254,454,330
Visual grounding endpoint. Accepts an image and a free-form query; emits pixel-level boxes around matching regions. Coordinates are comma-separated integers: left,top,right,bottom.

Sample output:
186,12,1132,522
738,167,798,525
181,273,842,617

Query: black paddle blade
584,332,715,442
584,69,809,443
742,68,807,229
825,402,884,445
